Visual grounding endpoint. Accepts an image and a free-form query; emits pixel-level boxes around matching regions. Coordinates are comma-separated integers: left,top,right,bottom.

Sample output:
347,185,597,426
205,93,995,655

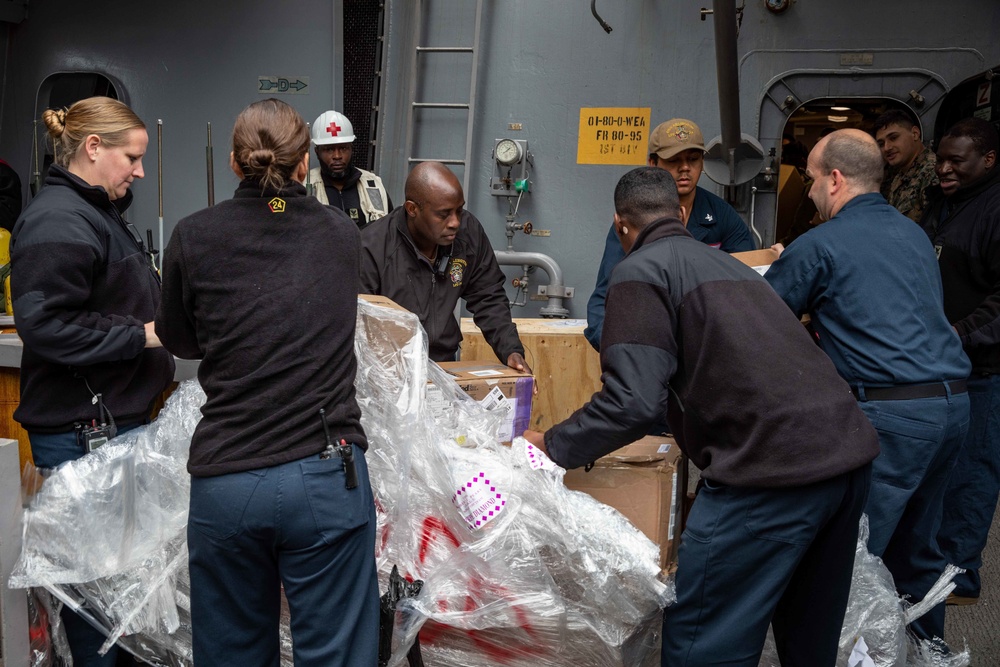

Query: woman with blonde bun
155,98,378,666
10,97,174,666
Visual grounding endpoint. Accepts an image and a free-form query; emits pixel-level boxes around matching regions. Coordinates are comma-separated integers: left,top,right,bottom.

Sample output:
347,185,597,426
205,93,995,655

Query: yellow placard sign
577,107,651,165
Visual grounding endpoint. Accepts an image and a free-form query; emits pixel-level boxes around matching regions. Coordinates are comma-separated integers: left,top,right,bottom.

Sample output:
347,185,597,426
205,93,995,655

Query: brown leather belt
851,379,968,401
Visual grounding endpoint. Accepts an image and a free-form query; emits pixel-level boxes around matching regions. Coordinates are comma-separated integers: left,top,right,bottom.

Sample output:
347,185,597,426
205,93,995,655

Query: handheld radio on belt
79,393,117,452
319,408,358,489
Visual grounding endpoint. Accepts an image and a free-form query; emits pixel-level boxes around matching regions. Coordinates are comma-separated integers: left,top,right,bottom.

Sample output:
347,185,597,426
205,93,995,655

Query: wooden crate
0,365,32,473
459,318,602,432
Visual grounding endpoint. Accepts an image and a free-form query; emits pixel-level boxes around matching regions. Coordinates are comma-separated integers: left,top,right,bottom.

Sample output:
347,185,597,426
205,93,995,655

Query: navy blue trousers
939,374,1000,599
858,390,969,641
29,424,145,667
187,447,379,667
662,464,871,667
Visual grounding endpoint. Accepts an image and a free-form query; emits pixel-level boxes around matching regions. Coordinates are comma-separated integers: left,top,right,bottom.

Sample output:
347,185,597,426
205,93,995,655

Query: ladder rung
417,46,473,53
412,103,469,109
407,158,466,165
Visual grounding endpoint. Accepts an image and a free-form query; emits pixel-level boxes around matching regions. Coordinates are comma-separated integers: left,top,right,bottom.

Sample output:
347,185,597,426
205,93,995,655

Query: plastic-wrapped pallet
356,297,673,666
9,298,673,666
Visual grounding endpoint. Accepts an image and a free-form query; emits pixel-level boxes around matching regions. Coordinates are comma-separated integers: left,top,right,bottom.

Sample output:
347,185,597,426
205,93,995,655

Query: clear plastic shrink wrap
9,299,673,666
9,381,205,665
758,515,970,667
356,298,673,666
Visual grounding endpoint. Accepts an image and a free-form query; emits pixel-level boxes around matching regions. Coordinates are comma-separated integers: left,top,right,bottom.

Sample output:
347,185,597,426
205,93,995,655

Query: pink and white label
525,442,557,471
453,471,507,531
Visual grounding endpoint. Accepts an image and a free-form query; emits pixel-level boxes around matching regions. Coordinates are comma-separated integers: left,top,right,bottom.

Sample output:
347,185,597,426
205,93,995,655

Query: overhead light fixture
828,115,849,123
830,106,851,111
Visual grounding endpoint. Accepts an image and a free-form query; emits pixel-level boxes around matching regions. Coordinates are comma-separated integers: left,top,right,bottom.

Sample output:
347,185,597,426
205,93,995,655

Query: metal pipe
712,0,742,181
495,250,569,317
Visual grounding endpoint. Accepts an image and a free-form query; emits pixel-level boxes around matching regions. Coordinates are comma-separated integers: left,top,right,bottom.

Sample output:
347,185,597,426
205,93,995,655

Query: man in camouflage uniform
874,109,938,223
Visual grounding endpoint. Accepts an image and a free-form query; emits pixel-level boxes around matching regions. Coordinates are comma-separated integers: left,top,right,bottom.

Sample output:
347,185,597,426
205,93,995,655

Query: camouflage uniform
881,147,938,223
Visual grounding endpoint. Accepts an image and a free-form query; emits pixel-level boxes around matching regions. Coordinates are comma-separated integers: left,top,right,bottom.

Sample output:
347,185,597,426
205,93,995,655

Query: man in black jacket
525,167,878,666
923,118,1000,606
360,161,529,370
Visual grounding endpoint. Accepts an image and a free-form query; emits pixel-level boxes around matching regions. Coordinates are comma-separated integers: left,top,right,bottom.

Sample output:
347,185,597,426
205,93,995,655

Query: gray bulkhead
0,1,997,318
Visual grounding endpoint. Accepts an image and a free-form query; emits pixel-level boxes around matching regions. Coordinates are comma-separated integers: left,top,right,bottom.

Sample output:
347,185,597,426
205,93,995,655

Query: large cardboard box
358,294,417,350
459,318,602,432
732,248,780,275
563,435,682,569
437,361,534,443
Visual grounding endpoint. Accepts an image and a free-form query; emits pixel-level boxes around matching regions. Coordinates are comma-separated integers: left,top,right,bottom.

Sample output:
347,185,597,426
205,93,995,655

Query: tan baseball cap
649,119,706,160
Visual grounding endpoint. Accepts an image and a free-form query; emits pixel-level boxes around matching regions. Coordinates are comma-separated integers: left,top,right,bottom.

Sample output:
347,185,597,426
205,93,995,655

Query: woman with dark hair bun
155,98,378,665
11,95,173,667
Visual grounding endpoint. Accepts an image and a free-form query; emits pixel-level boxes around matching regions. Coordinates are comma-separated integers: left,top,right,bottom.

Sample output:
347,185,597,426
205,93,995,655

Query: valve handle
522,222,533,235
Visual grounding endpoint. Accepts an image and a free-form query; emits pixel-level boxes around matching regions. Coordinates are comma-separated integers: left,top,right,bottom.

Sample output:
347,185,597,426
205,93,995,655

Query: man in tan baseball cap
584,118,755,351
648,118,707,215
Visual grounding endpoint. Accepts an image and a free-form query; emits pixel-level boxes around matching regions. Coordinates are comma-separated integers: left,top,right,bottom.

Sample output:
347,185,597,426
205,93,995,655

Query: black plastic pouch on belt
319,408,359,489
378,565,425,667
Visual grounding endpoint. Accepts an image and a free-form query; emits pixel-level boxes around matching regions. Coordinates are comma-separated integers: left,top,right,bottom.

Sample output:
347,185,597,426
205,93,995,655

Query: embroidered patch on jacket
268,197,286,213
449,258,467,287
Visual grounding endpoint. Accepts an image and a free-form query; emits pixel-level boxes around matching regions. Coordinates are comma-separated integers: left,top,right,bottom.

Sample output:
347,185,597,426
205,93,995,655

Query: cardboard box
732,248,780,276
563,435,682,569
437,361,534,443
358,294,418,350
359,294,408,312
460,318,602,432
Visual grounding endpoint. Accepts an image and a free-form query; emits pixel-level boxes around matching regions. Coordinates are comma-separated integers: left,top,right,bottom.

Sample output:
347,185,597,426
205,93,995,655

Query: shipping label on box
563,435,682,569
438,361,534,443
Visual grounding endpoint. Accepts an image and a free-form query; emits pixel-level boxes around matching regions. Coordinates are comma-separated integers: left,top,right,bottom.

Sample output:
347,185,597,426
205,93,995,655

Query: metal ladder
403,0,484,195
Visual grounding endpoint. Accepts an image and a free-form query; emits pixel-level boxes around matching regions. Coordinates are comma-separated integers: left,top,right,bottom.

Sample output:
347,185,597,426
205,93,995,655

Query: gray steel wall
0,1,998,319
0,0,343,256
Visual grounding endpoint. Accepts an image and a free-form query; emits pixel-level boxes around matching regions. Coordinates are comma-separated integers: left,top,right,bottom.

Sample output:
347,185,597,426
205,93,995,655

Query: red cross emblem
327,121,342,136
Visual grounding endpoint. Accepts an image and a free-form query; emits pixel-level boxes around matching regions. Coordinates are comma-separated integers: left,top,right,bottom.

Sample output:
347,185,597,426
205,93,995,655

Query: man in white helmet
309,110,392,230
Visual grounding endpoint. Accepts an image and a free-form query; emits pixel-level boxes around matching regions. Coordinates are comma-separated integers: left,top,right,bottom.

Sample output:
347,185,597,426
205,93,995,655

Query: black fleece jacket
10,165,174,432
156,181,367,477
921,166,1000,373
546,217,879,487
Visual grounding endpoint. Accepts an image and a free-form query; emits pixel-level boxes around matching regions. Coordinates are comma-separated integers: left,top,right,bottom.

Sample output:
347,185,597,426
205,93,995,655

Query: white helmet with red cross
311,110,356,146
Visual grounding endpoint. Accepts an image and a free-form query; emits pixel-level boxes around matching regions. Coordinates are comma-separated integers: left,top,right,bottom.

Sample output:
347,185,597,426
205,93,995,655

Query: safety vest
308,167,390,222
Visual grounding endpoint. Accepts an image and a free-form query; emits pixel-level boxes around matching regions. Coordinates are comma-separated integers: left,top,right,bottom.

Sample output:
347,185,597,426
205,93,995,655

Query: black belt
851,380,968,401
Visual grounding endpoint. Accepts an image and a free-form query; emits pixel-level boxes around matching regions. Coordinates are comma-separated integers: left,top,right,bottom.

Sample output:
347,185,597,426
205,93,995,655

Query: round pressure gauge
765,0,790,14
495,139,523,166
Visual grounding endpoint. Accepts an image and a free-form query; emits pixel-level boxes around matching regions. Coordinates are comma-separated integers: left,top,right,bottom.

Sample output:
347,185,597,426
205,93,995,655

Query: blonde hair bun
42,108,67,138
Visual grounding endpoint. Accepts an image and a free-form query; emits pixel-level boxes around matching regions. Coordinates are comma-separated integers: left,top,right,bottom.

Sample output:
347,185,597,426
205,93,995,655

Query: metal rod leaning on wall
206,122,215,207
157,120,164,270
30,119,41,196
